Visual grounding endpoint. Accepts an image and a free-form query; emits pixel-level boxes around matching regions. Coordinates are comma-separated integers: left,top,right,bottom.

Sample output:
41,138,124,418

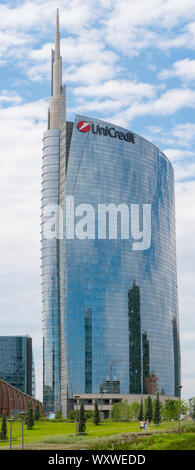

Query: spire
55,8,60,60
49,8,66,129
53,8,62,95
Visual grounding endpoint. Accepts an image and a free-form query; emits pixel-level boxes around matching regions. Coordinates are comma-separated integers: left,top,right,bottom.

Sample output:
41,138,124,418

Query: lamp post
20,411,25,449
8,417,15,449
101,390,103,421
74,395,80,440
177,385,182,433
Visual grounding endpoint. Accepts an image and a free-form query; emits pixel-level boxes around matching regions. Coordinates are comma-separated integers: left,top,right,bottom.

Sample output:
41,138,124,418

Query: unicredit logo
77,121,91,133
77,120,135,143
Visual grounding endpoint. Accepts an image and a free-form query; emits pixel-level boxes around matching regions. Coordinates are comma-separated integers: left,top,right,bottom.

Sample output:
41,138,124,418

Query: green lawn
0,418,184,449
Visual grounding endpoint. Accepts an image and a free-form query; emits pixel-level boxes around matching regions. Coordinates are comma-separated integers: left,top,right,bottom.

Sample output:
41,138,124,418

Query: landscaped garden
0,396,194,450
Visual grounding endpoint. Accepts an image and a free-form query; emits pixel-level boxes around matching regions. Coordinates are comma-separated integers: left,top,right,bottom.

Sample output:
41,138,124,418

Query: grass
0,419,194,450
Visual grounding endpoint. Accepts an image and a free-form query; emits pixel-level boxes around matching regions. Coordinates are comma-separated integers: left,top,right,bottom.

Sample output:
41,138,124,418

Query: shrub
94,399,100,425
26,400,34,429
0,413,8,440
79,402,86,434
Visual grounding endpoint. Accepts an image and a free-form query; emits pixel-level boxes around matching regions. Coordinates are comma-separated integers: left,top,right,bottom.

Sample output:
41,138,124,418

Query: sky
0,0,195,402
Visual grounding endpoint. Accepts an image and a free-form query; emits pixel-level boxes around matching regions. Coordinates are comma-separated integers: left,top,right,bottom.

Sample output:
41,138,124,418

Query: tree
0,413,8,441
78,401,86,434
94,399,100,425
162,399,189,421
69,409,76,421
34,403,41,421
129,402,140,420
145,396,153,422
154,394,161,425
192,400,195,421
138,399,144,420
111,402,121,421
26,401,34,429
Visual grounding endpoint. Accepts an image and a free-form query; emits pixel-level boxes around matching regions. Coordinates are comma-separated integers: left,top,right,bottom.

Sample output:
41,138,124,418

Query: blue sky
0,0,195,401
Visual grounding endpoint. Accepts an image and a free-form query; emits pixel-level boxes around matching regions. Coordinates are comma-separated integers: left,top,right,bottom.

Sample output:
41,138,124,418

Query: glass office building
42,12,180,416
0,336,35,397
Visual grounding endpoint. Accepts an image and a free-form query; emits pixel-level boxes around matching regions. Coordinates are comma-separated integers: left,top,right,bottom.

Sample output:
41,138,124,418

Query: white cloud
105,0,195,54
108,88,195,127
176,181,195,398
64,61,118,85
0,97,47,400
175,162,195,181
159,59,195,82
164,148,195,163
154,122,195,148
171,123,195,147
0,90,23,106
74,79,156,99
0,0,94,33
158,21,195,50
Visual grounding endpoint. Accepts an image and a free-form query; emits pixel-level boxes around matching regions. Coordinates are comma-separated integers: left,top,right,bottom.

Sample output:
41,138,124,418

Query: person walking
139,420,145,432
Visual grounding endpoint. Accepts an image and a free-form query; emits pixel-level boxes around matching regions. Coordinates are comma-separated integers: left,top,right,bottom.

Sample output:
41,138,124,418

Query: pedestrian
139,420,144,432
145,418,149,430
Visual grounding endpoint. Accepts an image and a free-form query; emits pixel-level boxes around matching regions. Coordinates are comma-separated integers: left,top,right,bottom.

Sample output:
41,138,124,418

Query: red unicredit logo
77,121,91,133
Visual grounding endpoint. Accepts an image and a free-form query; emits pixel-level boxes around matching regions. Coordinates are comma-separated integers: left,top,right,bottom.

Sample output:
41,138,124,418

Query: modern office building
41,11,181,416
0,336,35,397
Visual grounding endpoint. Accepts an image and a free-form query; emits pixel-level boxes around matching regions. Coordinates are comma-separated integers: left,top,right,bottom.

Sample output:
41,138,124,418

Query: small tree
34,403,41,421
0,413,8,441
94,399,100,425
138,399,144,420
145,396,153,422
111,402,121,421
26,401,34,429
78,401,86,434
154,394,161,425
162,399,177,421
192,400,195,421
129,402,140,420
55,409,62,420
69,409,76,421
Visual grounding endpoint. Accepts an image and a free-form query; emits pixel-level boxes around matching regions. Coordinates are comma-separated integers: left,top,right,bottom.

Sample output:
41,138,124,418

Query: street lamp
74,395,80,440
177,385,182,433
20,411,25,449
101,390,103,421
8,417,15,449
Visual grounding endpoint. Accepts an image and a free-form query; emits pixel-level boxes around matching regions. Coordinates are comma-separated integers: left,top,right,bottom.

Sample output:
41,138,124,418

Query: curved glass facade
41,129,61,412
62,115,180,399
42,114,180,413
42,13,180,416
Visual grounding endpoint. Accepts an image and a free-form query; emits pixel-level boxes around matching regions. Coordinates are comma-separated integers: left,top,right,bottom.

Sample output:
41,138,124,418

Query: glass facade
42,113,181,413
0,336,34,396
63,115,180,399
41,129,61,412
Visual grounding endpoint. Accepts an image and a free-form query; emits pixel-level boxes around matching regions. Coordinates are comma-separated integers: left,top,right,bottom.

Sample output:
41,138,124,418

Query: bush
34,403,41,421
94,399,100,425
26,401,34,429
78,402,86,434
154,394,161,425
55,409,62,420
0,413,8,441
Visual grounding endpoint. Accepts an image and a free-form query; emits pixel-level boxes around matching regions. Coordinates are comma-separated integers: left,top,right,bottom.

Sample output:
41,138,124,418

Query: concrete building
73,394,178,419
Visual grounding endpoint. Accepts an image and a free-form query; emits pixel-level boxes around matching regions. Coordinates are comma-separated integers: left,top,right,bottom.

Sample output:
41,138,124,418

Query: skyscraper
0,336,35,397
42,11,181,417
